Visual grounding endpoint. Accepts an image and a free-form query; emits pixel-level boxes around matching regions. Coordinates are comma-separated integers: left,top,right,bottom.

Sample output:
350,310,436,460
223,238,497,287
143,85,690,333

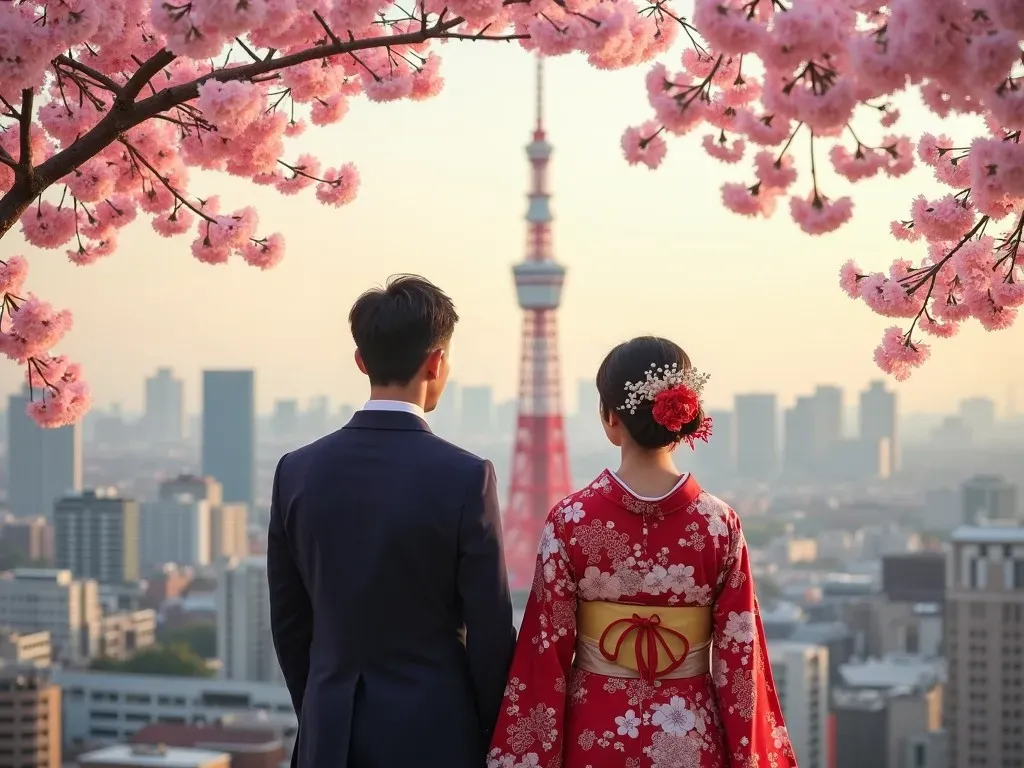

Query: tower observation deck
504,58,573,589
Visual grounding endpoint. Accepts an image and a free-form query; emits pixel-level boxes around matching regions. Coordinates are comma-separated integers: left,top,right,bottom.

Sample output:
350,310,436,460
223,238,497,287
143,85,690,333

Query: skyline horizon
56,366,1017,422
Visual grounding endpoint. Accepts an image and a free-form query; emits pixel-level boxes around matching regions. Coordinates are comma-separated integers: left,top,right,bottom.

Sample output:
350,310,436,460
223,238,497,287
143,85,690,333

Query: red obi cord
598,613,690,684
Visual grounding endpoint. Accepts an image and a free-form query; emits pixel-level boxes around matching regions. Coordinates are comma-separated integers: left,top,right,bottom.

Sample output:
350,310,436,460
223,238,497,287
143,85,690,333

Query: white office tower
216,558,283,684
769,641,830,768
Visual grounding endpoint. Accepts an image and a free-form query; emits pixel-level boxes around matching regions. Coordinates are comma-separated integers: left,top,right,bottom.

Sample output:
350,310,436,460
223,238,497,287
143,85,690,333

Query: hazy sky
0,44,1020,416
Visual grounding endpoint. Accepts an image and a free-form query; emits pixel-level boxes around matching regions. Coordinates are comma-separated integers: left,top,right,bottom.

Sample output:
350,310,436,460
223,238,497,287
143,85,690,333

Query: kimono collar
596,468,702,518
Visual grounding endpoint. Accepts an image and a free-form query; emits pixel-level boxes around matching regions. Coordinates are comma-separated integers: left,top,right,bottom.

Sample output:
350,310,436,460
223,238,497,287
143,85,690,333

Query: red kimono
488,470,796,768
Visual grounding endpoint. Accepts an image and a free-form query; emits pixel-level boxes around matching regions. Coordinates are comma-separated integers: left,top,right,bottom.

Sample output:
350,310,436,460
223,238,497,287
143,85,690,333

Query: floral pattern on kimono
488,470,797,768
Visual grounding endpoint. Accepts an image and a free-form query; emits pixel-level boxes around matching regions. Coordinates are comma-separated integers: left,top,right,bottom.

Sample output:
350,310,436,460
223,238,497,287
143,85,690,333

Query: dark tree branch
18,89,33,173
54,54,123,94
118,49,178,106
439,31,529,40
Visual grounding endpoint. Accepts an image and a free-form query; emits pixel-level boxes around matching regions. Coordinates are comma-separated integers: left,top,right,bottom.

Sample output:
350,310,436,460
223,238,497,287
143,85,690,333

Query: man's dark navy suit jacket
268,408,517,767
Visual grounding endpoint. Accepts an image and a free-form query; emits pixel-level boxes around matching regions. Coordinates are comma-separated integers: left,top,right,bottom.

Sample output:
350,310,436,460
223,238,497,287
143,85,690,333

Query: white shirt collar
361,399,425,418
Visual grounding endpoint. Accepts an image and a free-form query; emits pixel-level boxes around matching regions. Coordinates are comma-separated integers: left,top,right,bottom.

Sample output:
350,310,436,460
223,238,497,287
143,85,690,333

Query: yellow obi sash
575,601,713,682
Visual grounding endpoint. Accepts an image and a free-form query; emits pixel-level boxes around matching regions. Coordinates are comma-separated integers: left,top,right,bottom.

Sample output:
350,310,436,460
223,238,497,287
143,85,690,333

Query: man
268,275,516,768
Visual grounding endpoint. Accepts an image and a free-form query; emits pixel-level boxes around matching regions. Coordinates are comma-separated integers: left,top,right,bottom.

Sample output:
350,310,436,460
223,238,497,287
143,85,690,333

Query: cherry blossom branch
900,216,990,295
0,17,464,236
119,139,216,224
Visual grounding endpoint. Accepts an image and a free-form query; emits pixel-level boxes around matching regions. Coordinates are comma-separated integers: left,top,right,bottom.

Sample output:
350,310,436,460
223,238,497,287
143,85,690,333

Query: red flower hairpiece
652,386,699,432
617,362,714,451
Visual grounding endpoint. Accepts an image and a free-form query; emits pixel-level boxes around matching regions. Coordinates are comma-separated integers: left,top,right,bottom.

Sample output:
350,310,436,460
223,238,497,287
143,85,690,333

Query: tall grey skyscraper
217,557,283,684
735,393,778,480
783,396,816,476
812,385,843,449
55,489,139,584
859,381,897,475
143,368,184,443
202,370,256,507
6,388,82,520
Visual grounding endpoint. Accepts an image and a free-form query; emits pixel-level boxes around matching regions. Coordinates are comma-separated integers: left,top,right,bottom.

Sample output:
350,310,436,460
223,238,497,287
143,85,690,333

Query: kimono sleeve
487,507,576,768
711,512,797,767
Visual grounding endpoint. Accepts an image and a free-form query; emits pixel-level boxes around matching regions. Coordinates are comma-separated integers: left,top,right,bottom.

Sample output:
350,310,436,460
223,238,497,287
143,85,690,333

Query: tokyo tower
503,58,573,590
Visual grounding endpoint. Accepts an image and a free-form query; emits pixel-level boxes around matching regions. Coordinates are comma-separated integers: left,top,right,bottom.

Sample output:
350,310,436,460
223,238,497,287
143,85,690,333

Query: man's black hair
348,274,459,386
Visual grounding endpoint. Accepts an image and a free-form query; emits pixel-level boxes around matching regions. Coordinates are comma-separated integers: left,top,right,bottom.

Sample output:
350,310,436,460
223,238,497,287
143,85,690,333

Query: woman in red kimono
488,337,796,768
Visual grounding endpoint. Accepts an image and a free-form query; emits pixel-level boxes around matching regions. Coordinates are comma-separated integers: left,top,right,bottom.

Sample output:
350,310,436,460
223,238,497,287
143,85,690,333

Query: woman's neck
614,449,683,499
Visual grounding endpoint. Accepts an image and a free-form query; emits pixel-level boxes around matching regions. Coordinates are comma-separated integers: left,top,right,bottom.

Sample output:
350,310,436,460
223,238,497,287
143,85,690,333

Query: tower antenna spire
535,56,544,133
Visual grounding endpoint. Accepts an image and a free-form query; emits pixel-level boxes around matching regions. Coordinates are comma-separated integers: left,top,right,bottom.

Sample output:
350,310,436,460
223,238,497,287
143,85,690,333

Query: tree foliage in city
89,643,213,677
159,622,217,660
1,0,1023,427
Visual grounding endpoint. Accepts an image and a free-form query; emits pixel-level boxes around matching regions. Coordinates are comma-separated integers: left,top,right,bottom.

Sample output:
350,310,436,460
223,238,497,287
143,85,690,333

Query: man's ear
424,348,445,380
354,349,368,376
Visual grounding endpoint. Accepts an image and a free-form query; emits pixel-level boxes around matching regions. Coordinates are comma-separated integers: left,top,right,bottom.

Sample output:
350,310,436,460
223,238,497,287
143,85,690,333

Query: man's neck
367,385,425,411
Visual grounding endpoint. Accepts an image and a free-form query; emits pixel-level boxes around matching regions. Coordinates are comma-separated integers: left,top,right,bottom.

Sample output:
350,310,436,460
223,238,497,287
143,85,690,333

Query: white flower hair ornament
617,363,714,449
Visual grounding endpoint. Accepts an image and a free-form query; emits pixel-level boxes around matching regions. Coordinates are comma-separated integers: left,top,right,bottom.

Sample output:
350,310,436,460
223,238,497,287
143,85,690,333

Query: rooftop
131,723,282,752
78,744,228,767
951,524,1024,544
839,654,945,691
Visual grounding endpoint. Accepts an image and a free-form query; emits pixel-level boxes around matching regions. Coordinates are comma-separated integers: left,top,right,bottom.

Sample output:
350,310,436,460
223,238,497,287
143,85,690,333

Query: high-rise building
813,385,844,449
6,387,82,520
140,497,211,572
216,557,282,684
0,665,61,768
961,475,1018,524
783,396,816,476
503,59,573,589
460,385,495,438
0,515,54,562
429,381,460,439
959,396,997,437
735,393,778,480
946,525,1024,767
0,569,100,662
701,409,735,475
54,489,140,584
270,399,300,442
859,381,897,475
202,370,256,507
768,641,829,768
143,368,184,443
209,504,249,563
157,476,247,562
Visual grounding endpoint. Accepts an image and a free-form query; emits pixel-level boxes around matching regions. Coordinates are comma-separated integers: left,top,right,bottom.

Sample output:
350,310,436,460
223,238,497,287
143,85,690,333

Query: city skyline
0,46,1020,415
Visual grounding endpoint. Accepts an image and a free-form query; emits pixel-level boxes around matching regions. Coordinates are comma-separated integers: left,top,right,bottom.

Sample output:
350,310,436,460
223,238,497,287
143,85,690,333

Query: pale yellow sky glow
0,45,1020,416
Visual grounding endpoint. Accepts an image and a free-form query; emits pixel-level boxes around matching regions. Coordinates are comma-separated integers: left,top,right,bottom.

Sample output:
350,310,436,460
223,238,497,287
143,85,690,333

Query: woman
487,337,795,768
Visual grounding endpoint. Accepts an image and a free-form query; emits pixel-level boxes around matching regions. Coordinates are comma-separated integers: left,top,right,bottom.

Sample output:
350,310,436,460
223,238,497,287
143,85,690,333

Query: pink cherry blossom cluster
0,256,90,427
0,0,679,426
624,0,1024,380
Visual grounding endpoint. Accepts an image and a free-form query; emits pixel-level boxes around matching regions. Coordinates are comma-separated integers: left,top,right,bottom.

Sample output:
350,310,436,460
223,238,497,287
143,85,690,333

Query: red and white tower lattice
503,59,573,590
